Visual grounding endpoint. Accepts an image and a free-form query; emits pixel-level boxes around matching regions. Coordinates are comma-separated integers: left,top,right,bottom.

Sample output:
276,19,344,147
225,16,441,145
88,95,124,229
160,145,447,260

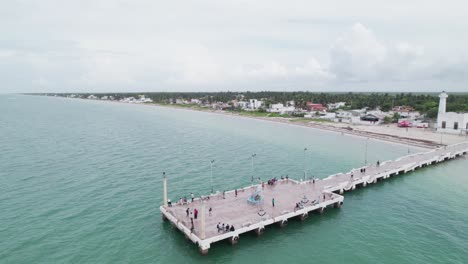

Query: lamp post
406,128,410,154
303,147,308,181
210,160,215,194
163,172,168,207
251,153,256,185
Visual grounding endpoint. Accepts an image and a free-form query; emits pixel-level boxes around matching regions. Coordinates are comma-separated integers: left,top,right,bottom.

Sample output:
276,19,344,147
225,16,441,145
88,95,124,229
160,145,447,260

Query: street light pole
251,153,256,185
210,160,215,194
406,128,410,154
303,147,308,181
163,172,168,207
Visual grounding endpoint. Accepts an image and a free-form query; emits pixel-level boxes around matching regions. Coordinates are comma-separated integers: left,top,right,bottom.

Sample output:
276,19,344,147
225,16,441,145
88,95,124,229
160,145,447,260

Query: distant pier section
160,142,468,255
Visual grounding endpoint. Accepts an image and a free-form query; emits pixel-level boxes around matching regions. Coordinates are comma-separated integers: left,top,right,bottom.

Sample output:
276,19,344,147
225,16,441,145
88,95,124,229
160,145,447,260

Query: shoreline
142,102,445,149
41,96,468,149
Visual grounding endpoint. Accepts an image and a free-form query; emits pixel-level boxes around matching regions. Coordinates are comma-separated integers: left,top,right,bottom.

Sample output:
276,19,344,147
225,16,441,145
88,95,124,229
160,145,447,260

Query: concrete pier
160,142,468,254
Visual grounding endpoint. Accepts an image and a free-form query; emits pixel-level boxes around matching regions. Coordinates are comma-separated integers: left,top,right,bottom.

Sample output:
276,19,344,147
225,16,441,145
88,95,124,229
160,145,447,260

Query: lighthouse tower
438,91,448,114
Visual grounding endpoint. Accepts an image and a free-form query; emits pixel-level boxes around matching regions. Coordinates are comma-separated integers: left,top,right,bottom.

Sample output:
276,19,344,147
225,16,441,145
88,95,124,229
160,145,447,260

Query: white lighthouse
436,91,468,135
438,91,448,114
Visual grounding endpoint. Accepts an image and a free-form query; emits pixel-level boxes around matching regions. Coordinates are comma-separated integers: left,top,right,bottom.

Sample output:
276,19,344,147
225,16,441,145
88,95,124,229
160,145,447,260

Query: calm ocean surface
1,95,467,263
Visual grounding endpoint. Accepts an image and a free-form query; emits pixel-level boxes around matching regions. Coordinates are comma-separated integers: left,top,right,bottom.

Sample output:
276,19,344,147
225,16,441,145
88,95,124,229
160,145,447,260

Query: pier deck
160,141,468,254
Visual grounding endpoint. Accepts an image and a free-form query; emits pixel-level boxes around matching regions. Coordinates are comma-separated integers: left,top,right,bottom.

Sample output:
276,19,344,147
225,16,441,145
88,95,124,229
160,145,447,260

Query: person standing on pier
186,208,189,217
209,207,212,216
272,198,275,207
191,193,194,202
194,209,198,219
235,189,238,197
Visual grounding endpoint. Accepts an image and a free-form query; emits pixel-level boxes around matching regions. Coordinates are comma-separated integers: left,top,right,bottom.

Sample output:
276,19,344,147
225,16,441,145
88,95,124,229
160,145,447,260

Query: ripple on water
1,95,468,264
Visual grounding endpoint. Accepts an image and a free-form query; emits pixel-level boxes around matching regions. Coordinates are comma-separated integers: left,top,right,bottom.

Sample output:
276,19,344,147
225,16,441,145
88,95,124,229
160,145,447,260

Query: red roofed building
306,102,326,111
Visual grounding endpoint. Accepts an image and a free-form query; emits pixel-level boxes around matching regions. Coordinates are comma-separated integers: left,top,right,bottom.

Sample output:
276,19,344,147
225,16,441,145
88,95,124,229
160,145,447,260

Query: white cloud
330,23,388,80
327,22,465,85
0,50,17,58
1,0,468,93
294,58,334,80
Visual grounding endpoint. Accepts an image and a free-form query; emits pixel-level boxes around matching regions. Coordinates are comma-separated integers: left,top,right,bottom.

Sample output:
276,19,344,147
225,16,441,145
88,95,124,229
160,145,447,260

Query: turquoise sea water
1,95,467,263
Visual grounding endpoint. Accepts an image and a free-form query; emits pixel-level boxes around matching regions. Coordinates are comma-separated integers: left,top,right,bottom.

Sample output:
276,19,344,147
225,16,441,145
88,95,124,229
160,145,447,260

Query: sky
1,0,468,93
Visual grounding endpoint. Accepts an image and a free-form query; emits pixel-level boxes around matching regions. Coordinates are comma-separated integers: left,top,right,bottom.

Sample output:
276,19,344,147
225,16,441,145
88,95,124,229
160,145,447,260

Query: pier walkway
160,141,468,254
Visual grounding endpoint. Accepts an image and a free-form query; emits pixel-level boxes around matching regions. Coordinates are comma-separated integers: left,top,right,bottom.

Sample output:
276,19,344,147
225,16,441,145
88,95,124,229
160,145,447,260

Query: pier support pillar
339,189,344,194
255,227,265,236
199,246,209,255
351,185,356,190
299,213,308,221
334,202,342,208
162,214,168,221
363,182,367,187
278,219,288,228
229,236,239,245
163,172,168,207
317,207,325,215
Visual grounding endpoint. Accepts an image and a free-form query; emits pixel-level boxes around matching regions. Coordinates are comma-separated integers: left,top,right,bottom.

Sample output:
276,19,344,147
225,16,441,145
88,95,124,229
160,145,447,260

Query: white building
237,101,249,109
437,91,468,134
248,99,263,110
318,112,336,120
267,103,295,114
327,102,346,110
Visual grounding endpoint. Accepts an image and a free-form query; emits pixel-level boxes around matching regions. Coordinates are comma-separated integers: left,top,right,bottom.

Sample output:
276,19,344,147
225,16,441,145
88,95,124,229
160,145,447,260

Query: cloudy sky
1,0,468,93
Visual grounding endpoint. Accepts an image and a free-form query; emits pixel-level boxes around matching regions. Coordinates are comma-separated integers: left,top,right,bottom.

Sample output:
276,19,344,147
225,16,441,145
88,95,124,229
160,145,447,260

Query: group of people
217,222,235,233
177,193,198,206
294,202,304,210
186,208,199,219
267,177,278,185
360,167,367,173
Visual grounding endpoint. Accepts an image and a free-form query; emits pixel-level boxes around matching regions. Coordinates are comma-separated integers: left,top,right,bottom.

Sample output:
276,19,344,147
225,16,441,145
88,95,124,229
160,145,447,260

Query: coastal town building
392,106,420,120
327,102,346,110
306,102,326,111
119,96,153,103
247,99,263,110
437,91,468,135
267,103,295,114
317,112,336,120
237,101,249,109
212,102,230,110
